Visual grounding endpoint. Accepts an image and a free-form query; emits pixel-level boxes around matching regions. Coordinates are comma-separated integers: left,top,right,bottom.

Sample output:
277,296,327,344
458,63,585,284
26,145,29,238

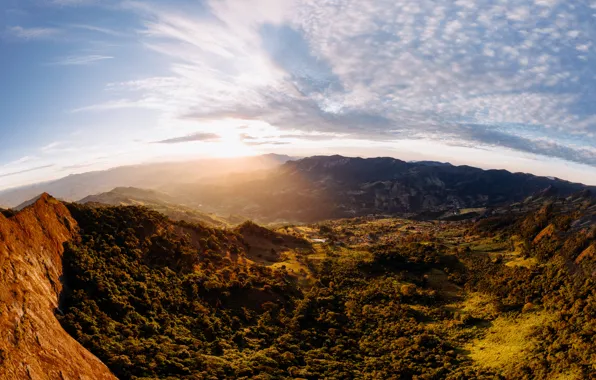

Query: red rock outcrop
0,194,115,380
575,244,596,265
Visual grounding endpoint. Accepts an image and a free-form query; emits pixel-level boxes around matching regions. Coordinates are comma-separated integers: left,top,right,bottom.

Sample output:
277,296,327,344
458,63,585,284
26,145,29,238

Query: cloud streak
154,132,221,144
7,26,61,40
0,165,55,179
49,54,114,65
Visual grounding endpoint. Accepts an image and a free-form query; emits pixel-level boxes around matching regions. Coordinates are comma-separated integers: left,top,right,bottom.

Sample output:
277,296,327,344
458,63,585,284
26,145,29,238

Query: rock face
0,194,115,380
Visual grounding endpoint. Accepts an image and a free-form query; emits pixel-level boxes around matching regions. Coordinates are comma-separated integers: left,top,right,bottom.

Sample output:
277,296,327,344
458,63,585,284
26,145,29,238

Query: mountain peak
0,199,115,379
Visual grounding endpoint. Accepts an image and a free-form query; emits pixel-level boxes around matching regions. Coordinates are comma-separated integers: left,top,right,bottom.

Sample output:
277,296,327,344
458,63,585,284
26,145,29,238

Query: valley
0,188,593,379
0,155,594,379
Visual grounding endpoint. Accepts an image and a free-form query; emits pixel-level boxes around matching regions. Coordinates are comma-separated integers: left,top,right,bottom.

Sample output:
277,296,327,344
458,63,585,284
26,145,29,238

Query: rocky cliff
0,194,115,380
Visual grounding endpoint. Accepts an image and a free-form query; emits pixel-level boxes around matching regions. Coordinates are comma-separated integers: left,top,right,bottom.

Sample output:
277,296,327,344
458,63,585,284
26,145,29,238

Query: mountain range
0,154,293,208
3,155,593,226
166,155,595,223
0,155,594,379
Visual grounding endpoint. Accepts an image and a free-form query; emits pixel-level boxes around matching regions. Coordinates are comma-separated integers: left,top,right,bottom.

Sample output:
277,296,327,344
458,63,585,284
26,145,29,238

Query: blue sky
1,0,596,188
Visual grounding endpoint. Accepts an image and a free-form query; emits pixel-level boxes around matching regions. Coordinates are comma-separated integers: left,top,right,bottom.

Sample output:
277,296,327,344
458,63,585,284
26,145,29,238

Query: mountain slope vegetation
56,195,594,379
78,187,237,227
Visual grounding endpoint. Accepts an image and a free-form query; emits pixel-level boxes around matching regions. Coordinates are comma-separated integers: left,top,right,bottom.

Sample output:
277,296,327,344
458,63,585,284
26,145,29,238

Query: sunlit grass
466,312,551,371
505,256,538,268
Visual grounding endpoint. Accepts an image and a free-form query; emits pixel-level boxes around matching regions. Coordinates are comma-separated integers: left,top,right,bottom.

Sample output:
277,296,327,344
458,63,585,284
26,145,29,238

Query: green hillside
57,198,595,379
78,187,240,227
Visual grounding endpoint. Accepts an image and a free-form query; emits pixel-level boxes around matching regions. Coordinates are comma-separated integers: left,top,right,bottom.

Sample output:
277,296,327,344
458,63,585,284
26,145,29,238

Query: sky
1,0,596,189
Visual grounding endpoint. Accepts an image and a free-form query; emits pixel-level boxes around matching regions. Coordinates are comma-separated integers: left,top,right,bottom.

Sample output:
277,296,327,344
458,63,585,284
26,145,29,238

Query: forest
57,200,595,379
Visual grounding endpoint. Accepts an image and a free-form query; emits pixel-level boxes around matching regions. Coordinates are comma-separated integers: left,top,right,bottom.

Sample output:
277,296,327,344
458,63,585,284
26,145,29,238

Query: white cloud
7,26,61,40
49,54,114,65
69,0,596,169
68,24,125,37
48,0,98,5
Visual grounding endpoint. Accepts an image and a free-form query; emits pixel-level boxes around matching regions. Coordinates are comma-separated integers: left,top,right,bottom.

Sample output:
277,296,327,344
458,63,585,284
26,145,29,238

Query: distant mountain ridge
78,187,240,226
4,155,593,224
169,155,595,223
0,154,294,208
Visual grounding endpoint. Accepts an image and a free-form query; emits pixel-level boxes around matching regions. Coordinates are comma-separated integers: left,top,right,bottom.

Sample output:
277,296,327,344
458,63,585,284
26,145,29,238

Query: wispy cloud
7,26,61,40
68,24,126,37
70,99,158,113
154,132,221,144
0,165,54,179
49,0,99,6
49,54,114,65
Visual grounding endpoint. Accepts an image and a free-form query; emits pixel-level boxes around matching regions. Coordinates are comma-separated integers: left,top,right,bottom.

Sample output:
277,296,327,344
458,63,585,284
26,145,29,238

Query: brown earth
0,194,115,380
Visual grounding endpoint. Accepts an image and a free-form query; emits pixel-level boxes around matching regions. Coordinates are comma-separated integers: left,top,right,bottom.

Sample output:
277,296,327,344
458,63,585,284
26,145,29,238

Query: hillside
58,196,595,379
78,187,237,227
0,192,594,378
169,155,594,223
0,194,115,379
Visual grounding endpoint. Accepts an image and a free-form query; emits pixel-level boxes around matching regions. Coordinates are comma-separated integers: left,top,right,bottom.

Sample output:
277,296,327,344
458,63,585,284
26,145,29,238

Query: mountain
78,187,238,227
0,194,115,379
13,193,50,211
0,190,594,379
168,155,595,223
0,154,294,208
6,193,593,379
0,193,306,379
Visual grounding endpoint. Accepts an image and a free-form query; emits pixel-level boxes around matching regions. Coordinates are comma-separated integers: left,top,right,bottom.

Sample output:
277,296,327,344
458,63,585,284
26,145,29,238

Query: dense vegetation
58,200,595,379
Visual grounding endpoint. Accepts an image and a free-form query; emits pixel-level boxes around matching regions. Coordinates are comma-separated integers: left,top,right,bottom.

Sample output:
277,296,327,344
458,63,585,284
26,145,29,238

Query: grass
270,250,309,274
505,256,538,268
466,311,550,371
460,292,499,320
469,239,509,253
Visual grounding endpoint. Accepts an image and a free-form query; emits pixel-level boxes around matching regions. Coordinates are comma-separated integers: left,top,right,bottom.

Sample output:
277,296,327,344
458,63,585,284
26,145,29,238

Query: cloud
154,132,221,144
238,133,290,146
453,125,596,166
7,26,61,40
70,99,160,113
68,24,126,37
0,165,55,179
48,0,99,5
61,163,96,170
244,140,290,146
76,0,596,168
49,55,114,65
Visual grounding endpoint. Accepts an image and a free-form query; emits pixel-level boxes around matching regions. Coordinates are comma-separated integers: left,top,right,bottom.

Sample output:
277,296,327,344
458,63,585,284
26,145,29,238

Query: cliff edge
0,194,115,379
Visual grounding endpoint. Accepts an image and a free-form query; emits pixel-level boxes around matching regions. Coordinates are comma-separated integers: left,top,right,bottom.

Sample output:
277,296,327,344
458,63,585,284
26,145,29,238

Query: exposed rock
575,244,596,264
0,193,115,380
533,224,556,244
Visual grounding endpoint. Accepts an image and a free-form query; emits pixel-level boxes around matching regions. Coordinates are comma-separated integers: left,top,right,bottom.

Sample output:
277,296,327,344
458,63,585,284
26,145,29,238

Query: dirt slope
0,194,115,380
